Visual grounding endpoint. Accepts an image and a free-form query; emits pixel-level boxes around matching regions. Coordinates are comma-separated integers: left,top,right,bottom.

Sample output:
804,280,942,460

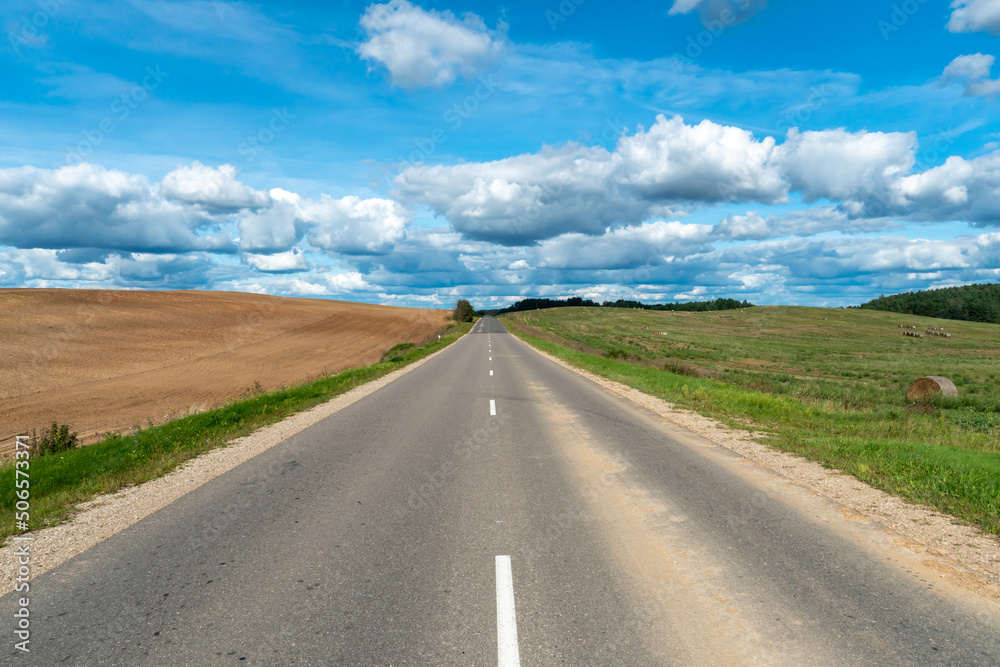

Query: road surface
4,316,999,665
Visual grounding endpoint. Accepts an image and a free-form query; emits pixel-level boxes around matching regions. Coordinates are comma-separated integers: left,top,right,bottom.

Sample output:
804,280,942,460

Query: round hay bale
908,376,958,402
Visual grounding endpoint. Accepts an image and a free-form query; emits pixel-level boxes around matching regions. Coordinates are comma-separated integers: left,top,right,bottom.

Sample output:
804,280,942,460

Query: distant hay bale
908,376,958,402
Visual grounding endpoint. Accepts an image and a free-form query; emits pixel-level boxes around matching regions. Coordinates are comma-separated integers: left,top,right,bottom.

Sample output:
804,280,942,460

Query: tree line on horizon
856,283,1000,324
477,296,755,316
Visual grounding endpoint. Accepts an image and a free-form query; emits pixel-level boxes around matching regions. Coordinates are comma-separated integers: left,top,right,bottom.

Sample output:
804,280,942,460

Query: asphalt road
4,315,999,665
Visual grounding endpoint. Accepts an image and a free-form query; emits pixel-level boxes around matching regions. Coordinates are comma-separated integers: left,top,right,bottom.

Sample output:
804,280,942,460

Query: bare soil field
0,289,448,455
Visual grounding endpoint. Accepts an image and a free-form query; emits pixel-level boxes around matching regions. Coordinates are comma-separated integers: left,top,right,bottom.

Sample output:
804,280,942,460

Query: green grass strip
0,322,471,545
509,328,1000,536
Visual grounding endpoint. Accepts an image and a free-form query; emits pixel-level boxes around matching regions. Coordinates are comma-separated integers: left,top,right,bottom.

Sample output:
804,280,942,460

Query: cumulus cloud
941,53,1000,97
159,162,271,212
534,221,714,270
734,234,1000,281
948,0,1000,35
302,195,409,254
712,208,897,241
0,251,27,285
773,127,915,204
357,0,505,89
617,116,785,202
395,115,786,244
0,163,234,253
268,272,375,297
896,151,1000,225
116,252,216,287
236,189,308,254
0,162,411,274
395,144,639,245
237,188,409,255
243,248,309,273
399,114,1000,241
713,211,770,241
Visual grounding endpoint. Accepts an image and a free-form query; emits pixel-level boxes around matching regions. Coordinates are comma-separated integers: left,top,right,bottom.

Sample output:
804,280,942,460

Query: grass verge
505,320,1000,537
0,322,471,545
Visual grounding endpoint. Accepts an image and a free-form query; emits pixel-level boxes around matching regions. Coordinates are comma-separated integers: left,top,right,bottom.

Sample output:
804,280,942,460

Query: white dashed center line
490,399,496,416
495,555,521,667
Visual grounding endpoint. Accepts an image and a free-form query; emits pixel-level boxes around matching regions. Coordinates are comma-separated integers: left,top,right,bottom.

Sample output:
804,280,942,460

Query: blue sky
1,0,999,308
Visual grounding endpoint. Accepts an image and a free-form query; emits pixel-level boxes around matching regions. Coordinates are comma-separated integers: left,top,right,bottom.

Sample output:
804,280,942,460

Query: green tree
452,299,475,322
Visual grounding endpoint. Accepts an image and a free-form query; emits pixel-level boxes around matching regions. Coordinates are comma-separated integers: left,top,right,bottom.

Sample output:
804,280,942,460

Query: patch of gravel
523,340,1000,601
0,345,452,596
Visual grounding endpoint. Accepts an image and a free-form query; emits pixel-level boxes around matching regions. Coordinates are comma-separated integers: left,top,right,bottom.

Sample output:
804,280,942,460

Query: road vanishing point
3,316,999,665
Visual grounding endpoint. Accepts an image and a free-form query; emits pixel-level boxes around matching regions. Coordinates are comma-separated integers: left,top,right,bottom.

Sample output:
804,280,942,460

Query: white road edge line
490,399,497,416
495,555,521,667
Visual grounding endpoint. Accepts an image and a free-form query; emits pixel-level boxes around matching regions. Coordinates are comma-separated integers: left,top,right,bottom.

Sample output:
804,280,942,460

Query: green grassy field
504,306,1000,534
0,321,471,545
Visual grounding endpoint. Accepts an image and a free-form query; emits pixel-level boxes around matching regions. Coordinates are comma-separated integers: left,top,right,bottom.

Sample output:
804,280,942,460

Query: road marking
490,370,494,376
495,555,521,667
489,356,492,361
490,399,496,416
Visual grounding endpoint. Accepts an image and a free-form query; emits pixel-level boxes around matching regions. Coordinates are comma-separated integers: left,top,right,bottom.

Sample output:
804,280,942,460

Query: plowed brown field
0,289,449,454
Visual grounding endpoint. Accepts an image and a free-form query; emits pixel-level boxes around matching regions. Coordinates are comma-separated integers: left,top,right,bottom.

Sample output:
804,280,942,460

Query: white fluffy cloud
399,114,1000,241
712,208,897,241
773,127,915,204
941,53,1000,97
236,190,305,254
236,188,409,255
896,151,1000,224
243,249,309,273
0,162,411,272
395,115,787,244
0,163,233,253
739,234,1000,280
617,116,786,202
357,0,504,89
533,221,714,270
159,162,271,212
302,195,410,254
395,144,640,244
948,0,1000,35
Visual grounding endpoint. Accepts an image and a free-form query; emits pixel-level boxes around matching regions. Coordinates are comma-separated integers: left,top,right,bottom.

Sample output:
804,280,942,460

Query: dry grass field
0,289,448,453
